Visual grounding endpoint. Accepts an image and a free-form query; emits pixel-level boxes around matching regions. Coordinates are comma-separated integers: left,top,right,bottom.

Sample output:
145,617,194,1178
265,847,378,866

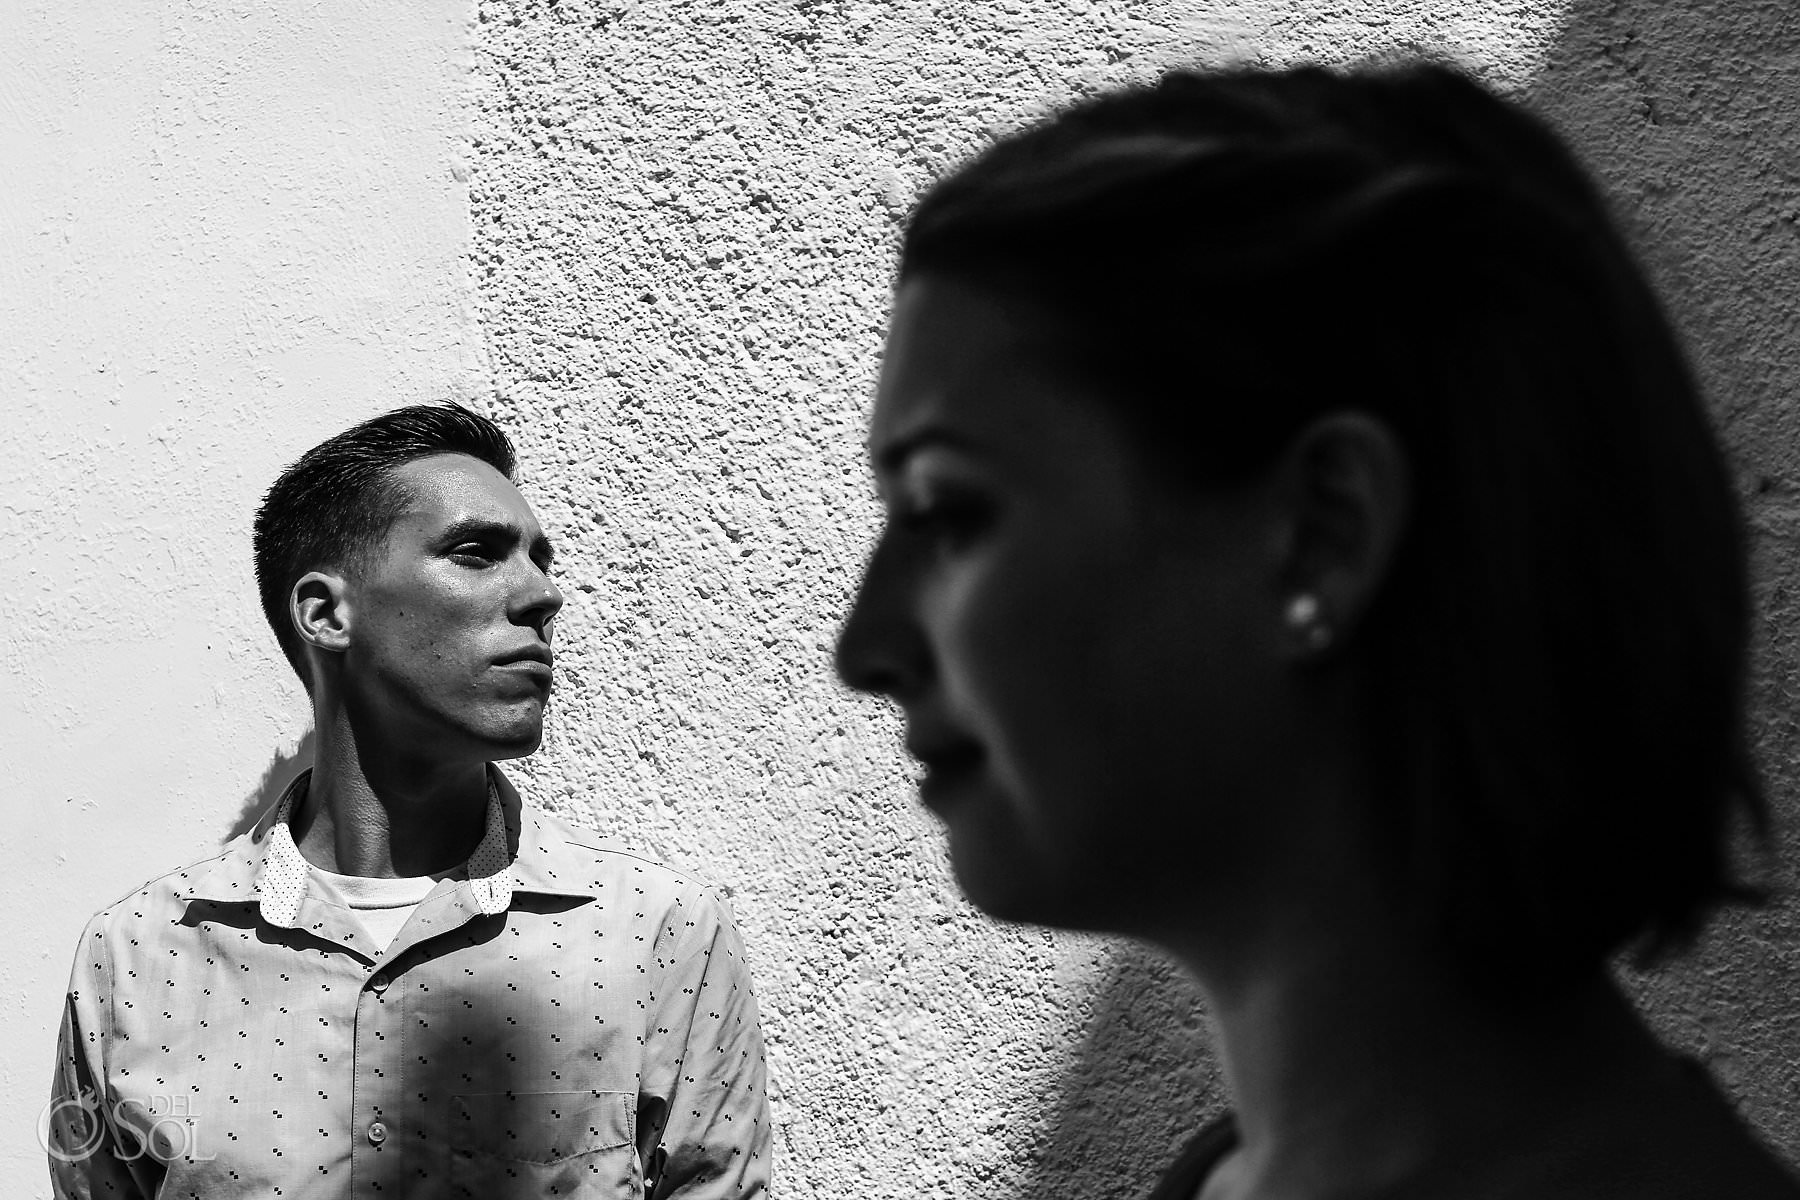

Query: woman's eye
898,499,988,547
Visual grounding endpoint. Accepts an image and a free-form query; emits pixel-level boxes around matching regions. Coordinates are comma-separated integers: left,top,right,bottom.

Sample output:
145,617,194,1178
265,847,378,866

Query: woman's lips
913,742,985,810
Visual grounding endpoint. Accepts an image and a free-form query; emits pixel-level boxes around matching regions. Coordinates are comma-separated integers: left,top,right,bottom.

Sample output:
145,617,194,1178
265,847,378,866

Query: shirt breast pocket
447,1089,643,1197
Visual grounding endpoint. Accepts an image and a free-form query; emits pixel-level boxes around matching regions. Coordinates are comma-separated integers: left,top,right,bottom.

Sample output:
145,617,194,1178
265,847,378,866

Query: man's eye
450,544,496,564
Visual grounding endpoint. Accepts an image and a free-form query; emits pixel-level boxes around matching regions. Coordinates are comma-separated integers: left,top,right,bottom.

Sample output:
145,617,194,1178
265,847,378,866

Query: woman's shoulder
1471,1056,1799,1200
1586,1058,1800,1199
1134,1063,1800,1200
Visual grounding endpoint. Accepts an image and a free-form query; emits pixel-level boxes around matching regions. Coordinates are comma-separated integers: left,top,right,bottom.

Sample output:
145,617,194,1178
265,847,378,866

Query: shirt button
370,973,390,994
367,1121,388,1146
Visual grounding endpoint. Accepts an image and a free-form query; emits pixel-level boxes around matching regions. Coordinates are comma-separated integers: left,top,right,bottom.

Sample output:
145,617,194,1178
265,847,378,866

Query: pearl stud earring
1284,593,1333,651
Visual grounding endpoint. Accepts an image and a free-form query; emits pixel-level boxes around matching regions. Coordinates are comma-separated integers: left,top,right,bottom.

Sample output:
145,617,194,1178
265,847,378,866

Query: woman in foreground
835,63,1800,1198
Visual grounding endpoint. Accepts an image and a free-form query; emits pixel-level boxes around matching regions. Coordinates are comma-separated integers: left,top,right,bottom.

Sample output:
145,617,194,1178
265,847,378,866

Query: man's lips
492,645,554,686
494,645,554,669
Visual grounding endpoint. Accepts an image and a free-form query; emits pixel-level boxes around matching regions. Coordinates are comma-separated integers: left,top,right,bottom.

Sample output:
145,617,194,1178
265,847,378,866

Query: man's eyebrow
435,517,520,547
872,427,986,473
437,518,557,565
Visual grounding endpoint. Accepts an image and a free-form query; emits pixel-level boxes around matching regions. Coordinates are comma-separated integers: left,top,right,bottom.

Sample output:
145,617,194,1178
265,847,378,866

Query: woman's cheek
929,551,1029,699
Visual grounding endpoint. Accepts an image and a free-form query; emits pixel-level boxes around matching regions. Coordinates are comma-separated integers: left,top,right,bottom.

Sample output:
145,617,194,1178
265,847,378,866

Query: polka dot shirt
48,768,771,1200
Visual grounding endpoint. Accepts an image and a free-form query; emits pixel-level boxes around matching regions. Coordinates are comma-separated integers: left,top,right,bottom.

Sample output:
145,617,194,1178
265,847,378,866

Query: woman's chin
946,831,1089,930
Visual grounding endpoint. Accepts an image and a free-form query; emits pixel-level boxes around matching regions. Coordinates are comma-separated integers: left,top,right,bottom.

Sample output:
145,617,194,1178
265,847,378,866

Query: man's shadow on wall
222,727,315,842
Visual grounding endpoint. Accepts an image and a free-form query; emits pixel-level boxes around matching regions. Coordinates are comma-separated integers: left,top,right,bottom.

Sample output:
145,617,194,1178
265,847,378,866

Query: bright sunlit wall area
5,0,1799,1196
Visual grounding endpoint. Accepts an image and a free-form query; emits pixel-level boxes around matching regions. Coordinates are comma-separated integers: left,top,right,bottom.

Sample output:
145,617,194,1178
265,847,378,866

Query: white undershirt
308,867,445,952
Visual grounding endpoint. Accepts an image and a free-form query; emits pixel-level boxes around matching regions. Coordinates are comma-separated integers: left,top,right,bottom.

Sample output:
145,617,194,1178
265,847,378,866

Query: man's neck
290,712,492,878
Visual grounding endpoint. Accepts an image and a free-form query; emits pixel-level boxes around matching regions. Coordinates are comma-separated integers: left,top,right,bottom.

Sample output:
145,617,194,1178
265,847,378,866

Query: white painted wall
7,0,1800,1197
0,1,483,1193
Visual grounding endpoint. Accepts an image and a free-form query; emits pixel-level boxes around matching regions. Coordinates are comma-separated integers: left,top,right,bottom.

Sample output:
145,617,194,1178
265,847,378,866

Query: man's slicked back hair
252,403,517,690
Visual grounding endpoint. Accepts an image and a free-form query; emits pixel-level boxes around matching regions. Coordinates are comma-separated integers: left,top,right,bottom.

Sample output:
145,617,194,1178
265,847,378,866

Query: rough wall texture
469,1,1799,1197
0,1,482,1194
6,0,1800,1198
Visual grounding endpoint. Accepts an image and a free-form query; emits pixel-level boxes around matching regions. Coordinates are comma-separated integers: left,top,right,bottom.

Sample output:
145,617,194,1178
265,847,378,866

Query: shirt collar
255,769,515,928
179,765,593,921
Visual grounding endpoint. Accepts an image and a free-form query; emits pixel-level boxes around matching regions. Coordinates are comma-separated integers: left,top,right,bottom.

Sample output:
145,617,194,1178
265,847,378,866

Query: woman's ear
291,571,353,658
1270,411,1410,658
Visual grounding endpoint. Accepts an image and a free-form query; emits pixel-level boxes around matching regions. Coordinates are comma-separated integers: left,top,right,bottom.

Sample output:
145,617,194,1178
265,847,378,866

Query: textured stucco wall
470,1,1800,1195
0,1,483,1194
6,0,1800,1198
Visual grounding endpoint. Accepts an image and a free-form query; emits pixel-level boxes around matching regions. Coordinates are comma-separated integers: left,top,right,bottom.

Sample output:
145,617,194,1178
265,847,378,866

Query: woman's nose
835,534,929,699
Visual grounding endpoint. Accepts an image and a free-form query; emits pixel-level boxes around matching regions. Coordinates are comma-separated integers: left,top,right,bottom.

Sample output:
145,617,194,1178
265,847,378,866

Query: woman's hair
901,62,1764,983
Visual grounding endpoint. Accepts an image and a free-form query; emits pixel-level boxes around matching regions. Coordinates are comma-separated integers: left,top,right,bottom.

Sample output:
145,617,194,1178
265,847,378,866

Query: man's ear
291,571,353,658
1270,411,1410,658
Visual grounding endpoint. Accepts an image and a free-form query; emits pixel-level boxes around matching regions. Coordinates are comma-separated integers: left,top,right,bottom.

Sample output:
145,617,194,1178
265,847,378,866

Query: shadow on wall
1518,0,1800,457
1003,943,1222,1200
223,727,316,842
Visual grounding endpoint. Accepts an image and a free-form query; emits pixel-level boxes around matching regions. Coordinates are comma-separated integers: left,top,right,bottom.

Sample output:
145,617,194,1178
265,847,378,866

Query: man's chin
467,703,547,760
483,731,543,760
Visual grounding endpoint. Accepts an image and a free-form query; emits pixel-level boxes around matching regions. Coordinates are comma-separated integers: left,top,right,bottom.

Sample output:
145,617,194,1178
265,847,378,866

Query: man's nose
514,562,564,634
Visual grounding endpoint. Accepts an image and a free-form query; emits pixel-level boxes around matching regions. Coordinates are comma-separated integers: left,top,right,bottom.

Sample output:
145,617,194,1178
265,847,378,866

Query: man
48,404,770,1198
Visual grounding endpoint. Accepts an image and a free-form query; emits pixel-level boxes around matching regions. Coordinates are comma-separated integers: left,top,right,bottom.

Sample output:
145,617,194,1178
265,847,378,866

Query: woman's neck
1183,931,1680,1200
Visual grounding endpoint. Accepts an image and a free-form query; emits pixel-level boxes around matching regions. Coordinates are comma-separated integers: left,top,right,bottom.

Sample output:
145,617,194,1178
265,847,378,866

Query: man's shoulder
87,834,252,921
521,805,735,912
72,837,257,954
